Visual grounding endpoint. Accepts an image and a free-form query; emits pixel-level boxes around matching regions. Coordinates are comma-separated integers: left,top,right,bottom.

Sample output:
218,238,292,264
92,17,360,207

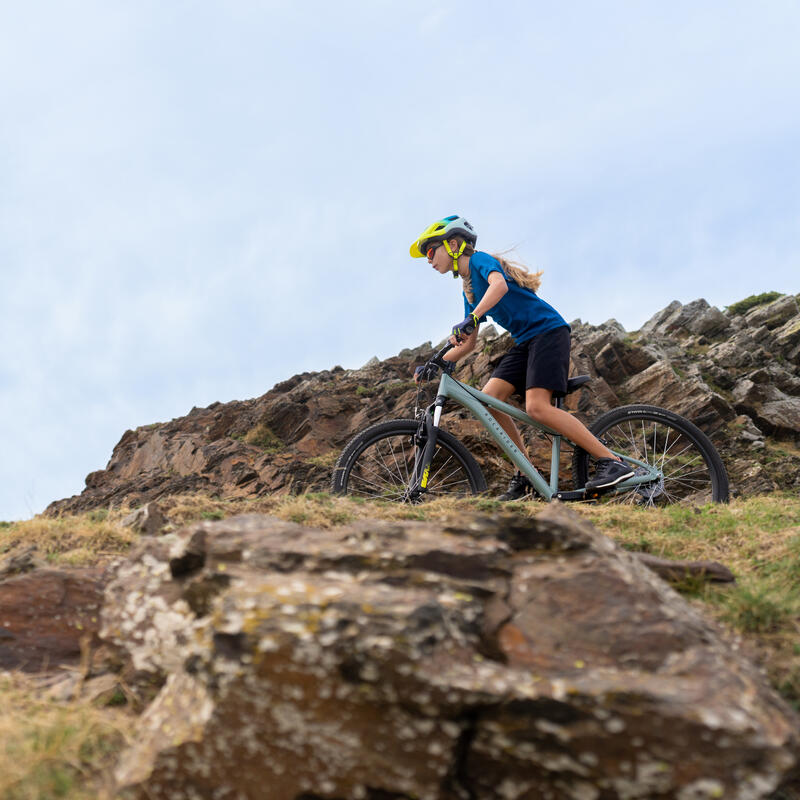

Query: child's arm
448,271,508,352
413,328,478,383
471,271,508,319
443,328,479,362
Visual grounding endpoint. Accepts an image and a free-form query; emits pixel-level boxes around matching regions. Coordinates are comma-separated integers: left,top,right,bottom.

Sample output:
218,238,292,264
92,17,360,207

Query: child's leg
525,388,618,460
482,377,529,456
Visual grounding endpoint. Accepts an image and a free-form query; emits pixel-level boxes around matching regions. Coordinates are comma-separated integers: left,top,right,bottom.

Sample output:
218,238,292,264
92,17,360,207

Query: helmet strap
443,240,466,278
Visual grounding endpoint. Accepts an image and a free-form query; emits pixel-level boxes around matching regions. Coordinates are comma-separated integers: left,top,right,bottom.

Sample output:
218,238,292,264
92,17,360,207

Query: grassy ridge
1,493,798,797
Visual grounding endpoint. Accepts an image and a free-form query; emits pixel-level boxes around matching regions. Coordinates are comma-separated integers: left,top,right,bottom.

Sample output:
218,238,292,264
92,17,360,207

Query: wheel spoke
358,449,405,485
351,461,402,489
427,453,456,486
350,472,404,496
374,441,409,484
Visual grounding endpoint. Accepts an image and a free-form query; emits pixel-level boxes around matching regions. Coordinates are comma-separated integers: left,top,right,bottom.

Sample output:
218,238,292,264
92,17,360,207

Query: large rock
743,295,799,330
102,507,799,799
774,312,800,361
733,380,800,437
621,360,735,433
638,298,731,339
0,567,105,670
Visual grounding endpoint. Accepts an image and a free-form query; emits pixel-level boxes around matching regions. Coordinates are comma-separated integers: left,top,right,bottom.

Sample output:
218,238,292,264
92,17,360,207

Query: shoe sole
586,470,635,491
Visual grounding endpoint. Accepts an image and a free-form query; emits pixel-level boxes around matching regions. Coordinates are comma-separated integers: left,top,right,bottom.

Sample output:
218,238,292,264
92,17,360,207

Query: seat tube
550,435,562,494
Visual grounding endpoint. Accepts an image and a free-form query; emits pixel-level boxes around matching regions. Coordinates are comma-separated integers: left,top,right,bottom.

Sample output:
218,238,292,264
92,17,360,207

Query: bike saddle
566,375,591,394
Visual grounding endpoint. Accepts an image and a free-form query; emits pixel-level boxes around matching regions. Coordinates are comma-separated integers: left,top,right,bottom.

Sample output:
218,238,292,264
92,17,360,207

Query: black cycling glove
452,312,479,342
414,361,454,382
415,363,438,382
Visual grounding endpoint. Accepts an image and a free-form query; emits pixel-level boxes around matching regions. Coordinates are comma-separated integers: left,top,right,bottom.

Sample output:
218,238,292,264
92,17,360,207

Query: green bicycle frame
432,372,660,500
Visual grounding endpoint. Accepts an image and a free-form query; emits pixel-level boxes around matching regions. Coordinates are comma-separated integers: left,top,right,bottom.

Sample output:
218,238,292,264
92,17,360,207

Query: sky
1,1,799,520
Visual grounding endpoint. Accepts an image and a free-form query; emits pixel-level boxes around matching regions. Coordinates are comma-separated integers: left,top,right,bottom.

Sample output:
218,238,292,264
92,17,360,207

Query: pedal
554,490,585,501
554,490,600,502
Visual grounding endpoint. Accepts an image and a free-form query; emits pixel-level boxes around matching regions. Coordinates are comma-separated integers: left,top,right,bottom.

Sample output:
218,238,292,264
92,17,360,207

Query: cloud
418,7,451,36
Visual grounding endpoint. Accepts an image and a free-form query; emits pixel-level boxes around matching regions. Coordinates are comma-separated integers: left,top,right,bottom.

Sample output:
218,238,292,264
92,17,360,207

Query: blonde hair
458,241,543,304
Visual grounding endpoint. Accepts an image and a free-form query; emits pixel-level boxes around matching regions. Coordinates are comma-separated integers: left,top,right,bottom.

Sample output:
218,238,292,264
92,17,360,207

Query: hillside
47,292,800,514
1,291,799,798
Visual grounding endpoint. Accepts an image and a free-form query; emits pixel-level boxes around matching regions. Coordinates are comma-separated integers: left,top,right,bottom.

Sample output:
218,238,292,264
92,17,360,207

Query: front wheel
572,405,729,505
331,419,487,500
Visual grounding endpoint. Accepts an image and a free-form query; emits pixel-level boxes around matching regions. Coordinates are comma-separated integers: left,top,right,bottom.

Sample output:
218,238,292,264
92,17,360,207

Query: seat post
559,375,591,410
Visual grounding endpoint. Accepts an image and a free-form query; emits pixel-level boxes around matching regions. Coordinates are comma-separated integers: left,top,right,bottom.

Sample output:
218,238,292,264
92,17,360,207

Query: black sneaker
498,472,534,501
585,458,635,491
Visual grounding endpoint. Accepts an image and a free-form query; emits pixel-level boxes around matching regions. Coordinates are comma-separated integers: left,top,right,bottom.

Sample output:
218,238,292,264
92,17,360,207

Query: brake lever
413,341,455,414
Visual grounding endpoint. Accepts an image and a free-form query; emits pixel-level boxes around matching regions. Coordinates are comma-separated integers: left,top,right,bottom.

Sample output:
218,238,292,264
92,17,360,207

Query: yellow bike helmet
410,215,477,278
410,215,477,257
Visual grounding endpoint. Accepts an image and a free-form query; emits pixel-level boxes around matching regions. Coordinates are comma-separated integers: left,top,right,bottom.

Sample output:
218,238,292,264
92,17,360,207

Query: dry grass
0,671,131,800
0,512,138,568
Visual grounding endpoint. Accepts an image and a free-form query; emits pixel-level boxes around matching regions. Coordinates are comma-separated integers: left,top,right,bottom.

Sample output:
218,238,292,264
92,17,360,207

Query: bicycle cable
413,377,427,420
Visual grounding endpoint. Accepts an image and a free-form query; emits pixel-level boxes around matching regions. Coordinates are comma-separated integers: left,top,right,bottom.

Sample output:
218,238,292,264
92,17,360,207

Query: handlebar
416,319,477,382
415,340,455,383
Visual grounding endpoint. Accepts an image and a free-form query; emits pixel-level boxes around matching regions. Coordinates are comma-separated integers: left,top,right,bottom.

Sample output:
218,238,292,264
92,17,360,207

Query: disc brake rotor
634,466,664,501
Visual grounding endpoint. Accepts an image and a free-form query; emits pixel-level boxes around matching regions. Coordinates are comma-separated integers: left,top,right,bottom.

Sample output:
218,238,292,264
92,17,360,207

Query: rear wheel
331,419,487,500
572,405,729,505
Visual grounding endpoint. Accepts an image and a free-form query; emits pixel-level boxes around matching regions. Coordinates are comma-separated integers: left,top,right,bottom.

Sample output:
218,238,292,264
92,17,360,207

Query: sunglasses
426,243,442,260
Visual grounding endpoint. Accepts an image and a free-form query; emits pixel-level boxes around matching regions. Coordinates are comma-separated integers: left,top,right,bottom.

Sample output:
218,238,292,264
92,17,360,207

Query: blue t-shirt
463,251,568,343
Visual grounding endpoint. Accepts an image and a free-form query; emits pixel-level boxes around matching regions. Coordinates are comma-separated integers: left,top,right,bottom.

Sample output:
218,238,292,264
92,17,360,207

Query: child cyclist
410,214,633,500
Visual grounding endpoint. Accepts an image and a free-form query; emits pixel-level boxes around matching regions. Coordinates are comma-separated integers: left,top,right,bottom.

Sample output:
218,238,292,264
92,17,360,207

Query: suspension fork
406,394,447,500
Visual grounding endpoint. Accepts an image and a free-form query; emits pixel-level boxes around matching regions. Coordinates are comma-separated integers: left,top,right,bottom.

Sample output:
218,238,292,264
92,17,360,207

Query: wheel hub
634,466,665,501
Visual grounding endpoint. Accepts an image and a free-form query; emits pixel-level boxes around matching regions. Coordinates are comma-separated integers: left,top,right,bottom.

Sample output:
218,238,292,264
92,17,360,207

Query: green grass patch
241,422,284,453
306,451,339,469
718,580,799,634
726,291,783,316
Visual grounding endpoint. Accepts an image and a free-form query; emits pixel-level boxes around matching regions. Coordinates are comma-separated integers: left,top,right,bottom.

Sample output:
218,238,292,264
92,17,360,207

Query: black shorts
490,325,571,397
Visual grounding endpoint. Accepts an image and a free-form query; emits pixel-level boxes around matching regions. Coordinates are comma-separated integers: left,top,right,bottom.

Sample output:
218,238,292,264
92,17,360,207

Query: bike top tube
444,375,562,437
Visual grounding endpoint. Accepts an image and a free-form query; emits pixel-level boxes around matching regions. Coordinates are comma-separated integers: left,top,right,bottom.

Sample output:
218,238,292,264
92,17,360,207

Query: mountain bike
331,338,729,506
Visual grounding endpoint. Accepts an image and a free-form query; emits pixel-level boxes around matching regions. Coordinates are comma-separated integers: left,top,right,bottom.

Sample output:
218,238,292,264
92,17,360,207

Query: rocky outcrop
47,293,800,514
102,505,799,799
0,566,104,670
